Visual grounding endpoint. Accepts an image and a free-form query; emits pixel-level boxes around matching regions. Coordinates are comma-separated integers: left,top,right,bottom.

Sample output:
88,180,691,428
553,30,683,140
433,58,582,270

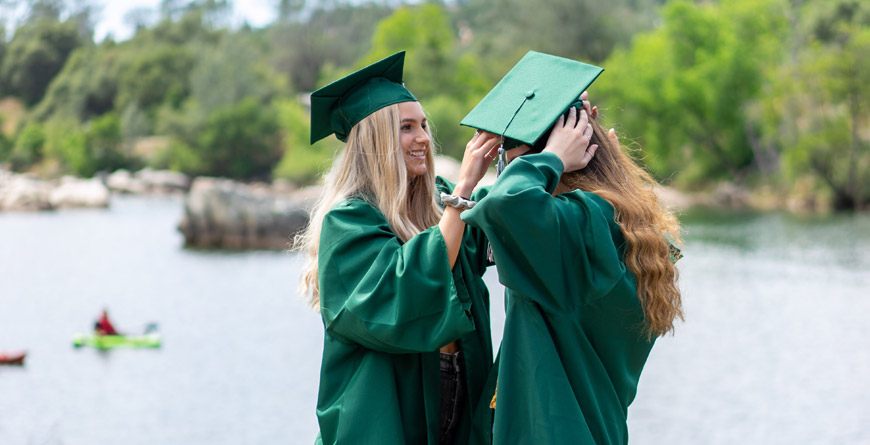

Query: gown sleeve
436,176,493,276
460,152,627,313
318,198,476,354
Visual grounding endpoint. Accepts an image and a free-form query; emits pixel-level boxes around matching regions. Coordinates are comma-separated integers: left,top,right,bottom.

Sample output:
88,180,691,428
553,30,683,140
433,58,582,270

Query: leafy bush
0,19,84,105
10,122,46,171
85,112,141,174
273,99,339,185
43,116,88,175
0,130,11,164
194,98,283,179
425,95,474,160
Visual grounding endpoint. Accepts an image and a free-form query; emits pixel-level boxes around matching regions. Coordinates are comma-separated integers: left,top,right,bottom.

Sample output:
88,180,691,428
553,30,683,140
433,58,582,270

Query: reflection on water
1,196,868,444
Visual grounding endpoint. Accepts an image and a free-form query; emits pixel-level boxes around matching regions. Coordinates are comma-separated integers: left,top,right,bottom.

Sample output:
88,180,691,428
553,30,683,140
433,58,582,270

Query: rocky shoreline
0,157,832,250
177,177,318,250
0,166,317,250
0,168,190,211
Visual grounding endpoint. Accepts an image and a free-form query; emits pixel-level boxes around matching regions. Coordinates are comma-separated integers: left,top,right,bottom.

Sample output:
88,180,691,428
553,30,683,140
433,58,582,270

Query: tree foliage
194,98,283,179
0,19,84,105
0,0,866,211
458,0,666,74
273,98,340,185
267,3,392,92
760,0,870,209
598,0,788,185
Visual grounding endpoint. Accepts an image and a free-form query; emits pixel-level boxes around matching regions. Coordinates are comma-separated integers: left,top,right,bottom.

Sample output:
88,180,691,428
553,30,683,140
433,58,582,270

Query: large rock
49,177,110,209
0,171,110,211
0,172,52,211
135,168,190,194
105,168,190,195
178,177,316,250
105,169,146,194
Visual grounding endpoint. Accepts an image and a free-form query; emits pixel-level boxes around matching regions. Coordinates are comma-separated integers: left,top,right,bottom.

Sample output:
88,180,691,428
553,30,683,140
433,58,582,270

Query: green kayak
72,333,161,349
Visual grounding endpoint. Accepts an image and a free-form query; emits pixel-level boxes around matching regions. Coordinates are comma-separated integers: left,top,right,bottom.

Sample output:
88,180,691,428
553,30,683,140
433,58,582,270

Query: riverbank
0,167,189,211
0,160,852,250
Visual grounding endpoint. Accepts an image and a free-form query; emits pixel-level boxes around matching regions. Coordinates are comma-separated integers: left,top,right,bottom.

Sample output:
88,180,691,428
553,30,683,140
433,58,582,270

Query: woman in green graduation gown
296,51,501,444
460,52,683,444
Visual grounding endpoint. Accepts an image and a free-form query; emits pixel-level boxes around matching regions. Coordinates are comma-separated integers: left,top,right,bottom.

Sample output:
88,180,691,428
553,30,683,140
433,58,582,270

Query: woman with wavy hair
297,51,503,445
460,51,683,444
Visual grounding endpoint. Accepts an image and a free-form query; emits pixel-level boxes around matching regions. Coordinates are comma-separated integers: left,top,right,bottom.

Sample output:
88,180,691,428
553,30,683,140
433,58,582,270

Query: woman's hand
440,131,498,270
453,131,500,197
580,91,598,120
543,107,598,173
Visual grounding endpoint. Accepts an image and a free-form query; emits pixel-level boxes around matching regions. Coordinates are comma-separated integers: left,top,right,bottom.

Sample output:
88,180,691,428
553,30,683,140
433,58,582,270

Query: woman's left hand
543,107,598,173
454,131,500,197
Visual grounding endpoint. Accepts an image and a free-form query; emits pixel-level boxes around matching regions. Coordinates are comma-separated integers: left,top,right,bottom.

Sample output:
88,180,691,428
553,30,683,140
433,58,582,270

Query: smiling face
397,101,431,179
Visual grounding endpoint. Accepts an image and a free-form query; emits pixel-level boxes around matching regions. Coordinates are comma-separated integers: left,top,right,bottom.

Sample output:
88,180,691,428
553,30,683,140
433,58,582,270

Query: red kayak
0,351,26,365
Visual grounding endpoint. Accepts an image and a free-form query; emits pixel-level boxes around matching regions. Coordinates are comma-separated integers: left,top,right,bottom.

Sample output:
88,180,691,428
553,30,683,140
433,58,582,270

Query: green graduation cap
461,51,604,153
310,51,418,144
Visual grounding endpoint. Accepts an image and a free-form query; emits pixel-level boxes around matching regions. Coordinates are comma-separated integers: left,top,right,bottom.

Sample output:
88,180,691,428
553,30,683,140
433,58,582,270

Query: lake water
1,195,868,444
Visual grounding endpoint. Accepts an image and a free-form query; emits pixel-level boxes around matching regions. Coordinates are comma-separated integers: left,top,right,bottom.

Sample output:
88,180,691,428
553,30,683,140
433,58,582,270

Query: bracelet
440,192,477,210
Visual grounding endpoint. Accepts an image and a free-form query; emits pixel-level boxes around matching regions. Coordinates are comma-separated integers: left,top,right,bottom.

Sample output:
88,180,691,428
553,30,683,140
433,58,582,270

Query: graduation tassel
487,137,507,264
496,138,506,176
487,94,526,264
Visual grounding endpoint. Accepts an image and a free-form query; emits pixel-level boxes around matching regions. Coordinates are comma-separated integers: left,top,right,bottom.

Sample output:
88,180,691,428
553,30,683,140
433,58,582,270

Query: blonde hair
296,103,442,308
555,118,683,338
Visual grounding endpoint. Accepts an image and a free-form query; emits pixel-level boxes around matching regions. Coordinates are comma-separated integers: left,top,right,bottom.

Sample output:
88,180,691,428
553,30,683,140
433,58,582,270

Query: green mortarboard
461,51,603,153
310,51,418,144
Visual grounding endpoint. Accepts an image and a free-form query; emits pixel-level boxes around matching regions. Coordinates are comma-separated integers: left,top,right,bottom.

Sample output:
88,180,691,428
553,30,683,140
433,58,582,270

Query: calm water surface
1,196,868,444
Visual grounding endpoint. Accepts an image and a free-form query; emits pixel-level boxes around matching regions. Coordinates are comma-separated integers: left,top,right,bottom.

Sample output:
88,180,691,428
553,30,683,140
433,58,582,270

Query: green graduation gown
462,153,655,444
315,179,493,445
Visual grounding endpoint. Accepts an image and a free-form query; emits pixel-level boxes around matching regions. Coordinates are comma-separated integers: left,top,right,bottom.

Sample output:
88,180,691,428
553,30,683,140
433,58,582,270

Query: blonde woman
297,52,501,444
461,52,683,444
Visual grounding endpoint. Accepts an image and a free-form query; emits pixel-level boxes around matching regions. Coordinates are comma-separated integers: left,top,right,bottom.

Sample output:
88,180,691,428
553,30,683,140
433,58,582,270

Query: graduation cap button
525,90,536,99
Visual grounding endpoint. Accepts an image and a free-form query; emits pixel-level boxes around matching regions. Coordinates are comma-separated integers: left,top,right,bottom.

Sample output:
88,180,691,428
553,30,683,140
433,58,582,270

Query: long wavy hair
554,118,683,338
296,103,442,309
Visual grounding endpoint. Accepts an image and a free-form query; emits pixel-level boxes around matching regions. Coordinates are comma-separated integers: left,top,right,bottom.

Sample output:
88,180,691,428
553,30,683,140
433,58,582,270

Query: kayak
72,333,161,349
0,351,26,365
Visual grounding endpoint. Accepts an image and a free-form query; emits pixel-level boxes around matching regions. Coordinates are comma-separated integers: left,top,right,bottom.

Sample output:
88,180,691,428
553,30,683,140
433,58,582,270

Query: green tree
598,0,788,185
762,0,870,209
32,43,122,121
195,98,283,179
0,19,85,105
362,4,483,102
10,121,46,171
116,45,195,112
84,112,139,174
0,130,10,164
189,33,280,114
273,98,340,185
356,4,489,156
458,0,666,69
268,3,392,92
0,25,6,95
42,115,88,175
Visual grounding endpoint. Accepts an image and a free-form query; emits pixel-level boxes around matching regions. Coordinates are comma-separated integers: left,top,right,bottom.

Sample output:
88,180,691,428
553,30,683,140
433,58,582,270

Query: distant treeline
0,0,867,209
